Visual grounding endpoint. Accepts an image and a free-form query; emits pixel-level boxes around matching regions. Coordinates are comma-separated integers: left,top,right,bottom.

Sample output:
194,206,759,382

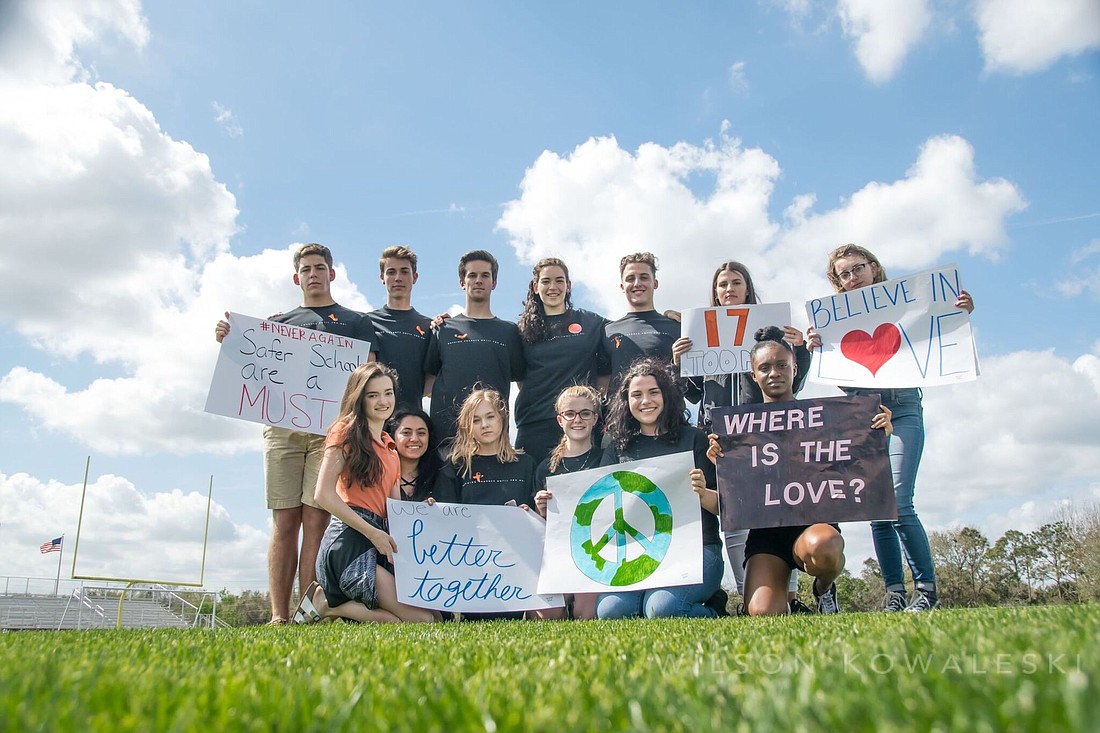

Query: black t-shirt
367,306,432,409
515,309,609,427
439,453,538,507
603,310,680,394
424,315,526,439
272,304,378,347
534,445,603,491
600,426,720,546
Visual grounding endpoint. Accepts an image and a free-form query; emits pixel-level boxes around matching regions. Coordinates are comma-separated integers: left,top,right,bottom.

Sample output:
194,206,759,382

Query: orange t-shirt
324,420,400,517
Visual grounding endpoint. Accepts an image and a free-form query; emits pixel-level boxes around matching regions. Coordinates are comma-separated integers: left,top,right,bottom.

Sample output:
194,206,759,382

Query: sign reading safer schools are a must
204,312,372,436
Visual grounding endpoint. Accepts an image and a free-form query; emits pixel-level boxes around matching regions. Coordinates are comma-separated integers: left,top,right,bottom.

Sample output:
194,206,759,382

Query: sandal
292,581,322,624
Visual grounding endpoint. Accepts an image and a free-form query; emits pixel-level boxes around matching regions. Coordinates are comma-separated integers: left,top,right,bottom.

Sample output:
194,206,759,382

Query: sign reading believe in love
204,312,372,435
387,500,564,614
805,264,979,388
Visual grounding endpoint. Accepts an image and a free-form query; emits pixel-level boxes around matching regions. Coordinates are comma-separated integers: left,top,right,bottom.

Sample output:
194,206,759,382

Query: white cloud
212,101,243,138
1055,239,1100,298
918,347,1100,530
498,130,1025,322
836,0,931,82
0,0,148,84
0,0,373,455
975,0,1100,74
728,61,748,92
0,471,268,592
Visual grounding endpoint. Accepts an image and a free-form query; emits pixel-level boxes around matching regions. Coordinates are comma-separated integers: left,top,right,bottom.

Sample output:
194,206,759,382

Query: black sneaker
883,590,908,613
788,598,814,615
905,589,939,612
704,589,730,617
813,581,840,615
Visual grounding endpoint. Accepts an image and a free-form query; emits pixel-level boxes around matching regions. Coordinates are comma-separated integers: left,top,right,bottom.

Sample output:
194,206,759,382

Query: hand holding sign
205,312,373,435
805,264,979,387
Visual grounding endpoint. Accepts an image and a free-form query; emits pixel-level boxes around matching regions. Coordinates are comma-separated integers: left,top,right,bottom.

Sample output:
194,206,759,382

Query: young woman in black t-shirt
532,385,605,620
597,358,725,619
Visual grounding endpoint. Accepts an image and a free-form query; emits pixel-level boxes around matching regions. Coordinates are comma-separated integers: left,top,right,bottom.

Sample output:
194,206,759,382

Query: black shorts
745,524,841,570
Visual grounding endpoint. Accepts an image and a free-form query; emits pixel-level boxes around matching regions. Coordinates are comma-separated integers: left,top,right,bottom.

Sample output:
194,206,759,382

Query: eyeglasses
837,262,870,282
558,409,596,421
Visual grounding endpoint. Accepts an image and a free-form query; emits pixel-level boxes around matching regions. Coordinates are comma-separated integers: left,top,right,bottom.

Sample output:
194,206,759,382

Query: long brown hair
334,362,398,488
518,257,573,344
449,388,518,478
825,244,886,293
546,385,601,473
710,260,760,305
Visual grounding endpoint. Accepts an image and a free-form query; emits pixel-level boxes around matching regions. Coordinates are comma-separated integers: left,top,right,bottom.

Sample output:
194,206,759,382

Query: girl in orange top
295,362,437,624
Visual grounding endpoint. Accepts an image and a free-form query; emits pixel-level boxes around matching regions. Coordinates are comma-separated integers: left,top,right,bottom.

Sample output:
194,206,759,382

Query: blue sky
1,0,1098,592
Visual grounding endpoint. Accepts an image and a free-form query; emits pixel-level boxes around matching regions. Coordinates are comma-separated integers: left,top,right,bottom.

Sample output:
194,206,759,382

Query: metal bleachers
0,585,223,631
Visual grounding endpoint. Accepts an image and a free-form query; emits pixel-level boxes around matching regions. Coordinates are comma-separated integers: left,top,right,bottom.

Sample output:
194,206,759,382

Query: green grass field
1,605,1096,732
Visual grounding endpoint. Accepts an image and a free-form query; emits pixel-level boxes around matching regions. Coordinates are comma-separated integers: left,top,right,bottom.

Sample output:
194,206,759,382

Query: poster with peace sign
536,452,702,594
804,264,979,388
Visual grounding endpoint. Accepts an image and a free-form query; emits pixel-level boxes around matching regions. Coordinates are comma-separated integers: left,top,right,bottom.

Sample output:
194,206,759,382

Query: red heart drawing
840,324,901,376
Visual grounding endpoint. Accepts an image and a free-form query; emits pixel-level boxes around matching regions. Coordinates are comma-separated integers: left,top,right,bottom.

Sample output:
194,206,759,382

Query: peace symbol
570,471,673,586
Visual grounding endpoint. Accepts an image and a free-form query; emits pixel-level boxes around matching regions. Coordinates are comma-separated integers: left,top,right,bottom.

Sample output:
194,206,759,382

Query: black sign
712,395,896,530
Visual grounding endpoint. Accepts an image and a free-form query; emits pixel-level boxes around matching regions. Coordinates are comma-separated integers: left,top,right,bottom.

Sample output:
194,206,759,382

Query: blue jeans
596,544,724,619
870,389,936,590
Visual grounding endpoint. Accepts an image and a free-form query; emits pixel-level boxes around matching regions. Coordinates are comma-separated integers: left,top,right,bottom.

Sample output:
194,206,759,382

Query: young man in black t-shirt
214,243,377,624
424,250,525,446
366,246,432,410
602,252,681,396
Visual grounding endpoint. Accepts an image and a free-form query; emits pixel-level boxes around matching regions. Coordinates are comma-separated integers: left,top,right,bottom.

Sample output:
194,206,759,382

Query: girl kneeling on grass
531,385,605,620
708,327,893,616
597,358,725,619
294,363,438,624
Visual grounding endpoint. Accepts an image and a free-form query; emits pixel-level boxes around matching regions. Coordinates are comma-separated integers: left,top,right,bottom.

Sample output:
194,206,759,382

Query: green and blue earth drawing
570,471,673,586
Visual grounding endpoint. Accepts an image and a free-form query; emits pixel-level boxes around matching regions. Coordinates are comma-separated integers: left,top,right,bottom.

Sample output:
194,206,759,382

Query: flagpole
55,534,65,595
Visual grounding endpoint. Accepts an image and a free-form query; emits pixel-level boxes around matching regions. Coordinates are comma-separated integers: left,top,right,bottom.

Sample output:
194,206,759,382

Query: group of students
215,240,974,624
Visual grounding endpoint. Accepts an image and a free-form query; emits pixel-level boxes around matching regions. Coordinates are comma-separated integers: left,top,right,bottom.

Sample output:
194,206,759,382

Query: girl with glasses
809,244,975,612
531,385,605,619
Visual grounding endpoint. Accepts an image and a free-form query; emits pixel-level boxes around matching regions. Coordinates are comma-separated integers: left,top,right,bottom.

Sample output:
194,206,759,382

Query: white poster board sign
537,452,702,595
204,312,372,435
680,304,794,377
805,264,979,388
387,499,565,613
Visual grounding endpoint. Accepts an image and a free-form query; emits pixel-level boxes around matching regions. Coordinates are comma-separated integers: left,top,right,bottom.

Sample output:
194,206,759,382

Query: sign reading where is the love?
804,264,979,388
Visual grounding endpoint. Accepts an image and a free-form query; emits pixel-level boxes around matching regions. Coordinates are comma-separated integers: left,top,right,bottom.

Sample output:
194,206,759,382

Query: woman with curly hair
514,257,609,465
596,358,724,619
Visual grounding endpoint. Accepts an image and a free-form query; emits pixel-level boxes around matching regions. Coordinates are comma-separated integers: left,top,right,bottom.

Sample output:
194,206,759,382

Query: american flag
39,537,62,554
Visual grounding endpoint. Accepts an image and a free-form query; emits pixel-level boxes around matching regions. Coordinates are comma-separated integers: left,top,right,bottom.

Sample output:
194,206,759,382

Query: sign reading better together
204,312,372,435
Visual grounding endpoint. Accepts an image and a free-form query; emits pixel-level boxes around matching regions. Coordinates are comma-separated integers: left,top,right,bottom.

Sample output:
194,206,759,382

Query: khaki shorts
263,426,326,510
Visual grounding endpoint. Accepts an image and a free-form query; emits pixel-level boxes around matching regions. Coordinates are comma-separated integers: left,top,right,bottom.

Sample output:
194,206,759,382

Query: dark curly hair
606,357,688,453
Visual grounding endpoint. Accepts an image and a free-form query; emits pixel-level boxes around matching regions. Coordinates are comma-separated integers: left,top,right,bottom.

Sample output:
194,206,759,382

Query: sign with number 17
679,303,793,377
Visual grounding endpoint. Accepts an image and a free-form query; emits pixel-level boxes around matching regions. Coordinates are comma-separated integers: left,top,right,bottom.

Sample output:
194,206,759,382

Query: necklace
400,473,417,500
